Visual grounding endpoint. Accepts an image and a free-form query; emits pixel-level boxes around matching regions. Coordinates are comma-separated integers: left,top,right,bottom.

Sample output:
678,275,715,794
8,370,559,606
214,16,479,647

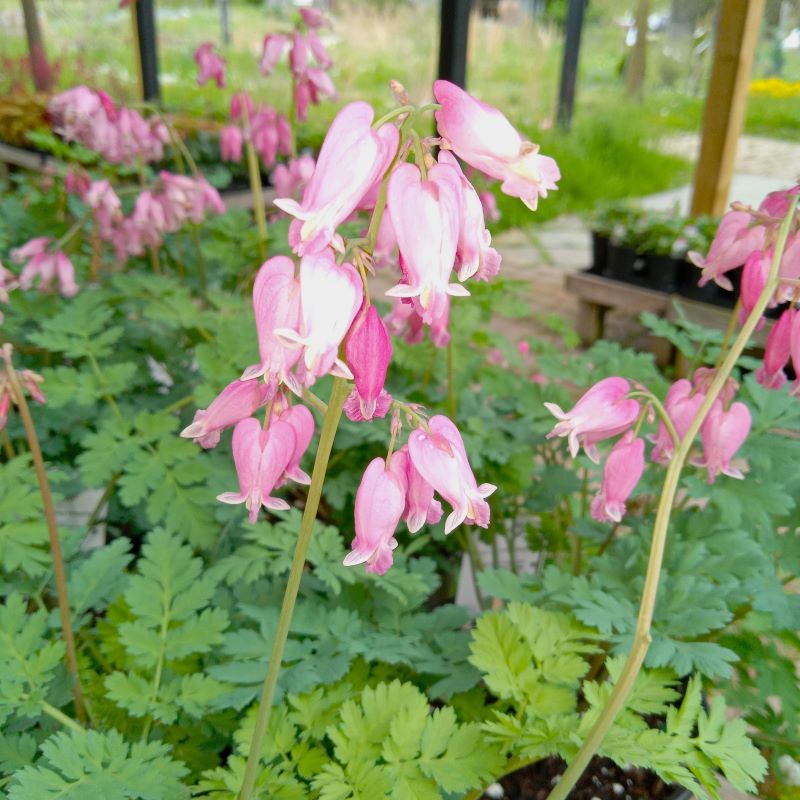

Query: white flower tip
330,358,354,380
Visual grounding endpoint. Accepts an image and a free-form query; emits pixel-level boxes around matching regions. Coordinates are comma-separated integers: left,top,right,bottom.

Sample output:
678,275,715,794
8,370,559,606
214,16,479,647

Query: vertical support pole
135,0,161,103
625,0,649,100
438,0,472,87
20,0,53,93
556,0,586,129
690,0,766,216
219,0,230,47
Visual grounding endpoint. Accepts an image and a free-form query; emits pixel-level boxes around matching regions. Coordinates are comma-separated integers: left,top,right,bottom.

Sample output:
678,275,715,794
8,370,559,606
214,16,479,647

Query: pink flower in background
260,34,289,75
271,154,316,201
64,168,90,198
759,185,800,217
220,125,243,162
478,189,500,222
307,28,332,68
181,379,272,449
408,415,496,534
217,418,296,523
517,341,530,356
438,151,502,282
275,102,398,256
290,33,308,73
650,378,707,463
696,401,752,483
11,238,78,297
0,261,18,319
300,8,331,28
791,311,800,396
194,42,226,87
344,304,393,422
393,445,443,533
433,80,560,211
0,390,10,430
18,370,46,405
756,307,794,389
688,210,765,290
274,404,315,485
85,180,121,239
275,252,362,384
386,162,467,324
229,92,253,122
590,432,645,523
343,455,407,575
544,377,640,460
293,68,337,122
241,256,302,390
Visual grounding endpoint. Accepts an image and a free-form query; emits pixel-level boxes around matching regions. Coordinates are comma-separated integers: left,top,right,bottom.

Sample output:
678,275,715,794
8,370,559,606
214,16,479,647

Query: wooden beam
690,0,766,216
556,0,587,129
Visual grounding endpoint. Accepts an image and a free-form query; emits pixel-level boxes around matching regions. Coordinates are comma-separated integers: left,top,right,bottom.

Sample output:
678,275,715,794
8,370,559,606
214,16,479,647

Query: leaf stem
238,376,349,800
544,196,799,800
242,104,268,261
42,700,84,733
2,354,87,724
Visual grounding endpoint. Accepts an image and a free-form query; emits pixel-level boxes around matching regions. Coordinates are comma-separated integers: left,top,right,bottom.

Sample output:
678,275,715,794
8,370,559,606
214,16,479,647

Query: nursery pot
606,245,682,292
676,261,740,308
482,755,693,800
590,231,610,274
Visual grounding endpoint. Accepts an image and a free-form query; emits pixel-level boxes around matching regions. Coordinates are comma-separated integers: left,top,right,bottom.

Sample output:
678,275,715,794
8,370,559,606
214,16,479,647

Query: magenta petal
590,432,645,523
345,305,393,419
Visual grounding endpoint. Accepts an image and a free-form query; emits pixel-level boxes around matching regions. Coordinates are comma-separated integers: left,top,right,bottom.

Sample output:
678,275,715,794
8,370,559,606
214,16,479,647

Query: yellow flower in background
750,77,800,98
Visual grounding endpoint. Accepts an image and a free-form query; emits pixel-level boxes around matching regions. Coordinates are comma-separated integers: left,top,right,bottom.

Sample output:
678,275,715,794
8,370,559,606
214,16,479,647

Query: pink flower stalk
343,455,407,575
438,151,502,282
275,252,362,385
696,402,752,483
181,379,272,449
393,445,443,533
229,92,253,122
590,432,645,523
756,307,794,390
274,404,315,485
220,125,243,162
271,154,316,201
11,238,78,297
250,108,292,168
260,34,289,75
433,80,560,211
739,248,773,326
300,8,331,28
274,102,399,256
290,34,308,73
241,256,302,389
293,68,337,122
478,189,500,222
85,180,121,239
217,418,295,523
651,379,707,463
688,210,766,290
307,28,333,68
386,162,467,324
194,42,226,88
64,168,90,198
407,415,496,534
18,370,46,404
544,377,641,461
791,310,800,397
344,304,393,422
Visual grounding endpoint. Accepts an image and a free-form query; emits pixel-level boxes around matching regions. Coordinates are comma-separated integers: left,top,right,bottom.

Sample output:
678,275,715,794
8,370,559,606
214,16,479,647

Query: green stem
446,339,457,420
627,390,680,448
190,224,208,296
372,104,415,128
288,76,298,159
42,701,84,733
87,354,123,421
242,105,268,261
411,129,427,179
238,377,349,800
3,355,86,724
458,528,486,610
545,196,799,800
141,604,170,741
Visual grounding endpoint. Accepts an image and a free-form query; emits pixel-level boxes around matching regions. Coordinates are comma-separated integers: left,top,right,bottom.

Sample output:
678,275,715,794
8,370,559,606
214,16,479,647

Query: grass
0,0,795,228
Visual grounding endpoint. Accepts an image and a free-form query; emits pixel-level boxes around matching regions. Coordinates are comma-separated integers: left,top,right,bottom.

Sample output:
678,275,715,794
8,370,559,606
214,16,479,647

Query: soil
489,756,686,800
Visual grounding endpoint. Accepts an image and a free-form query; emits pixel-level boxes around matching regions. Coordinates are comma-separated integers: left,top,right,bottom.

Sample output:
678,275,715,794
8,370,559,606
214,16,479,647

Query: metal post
135,0,161,103
20,0,53,92
438,0,472,87
556,0,586,129
219,0,230,47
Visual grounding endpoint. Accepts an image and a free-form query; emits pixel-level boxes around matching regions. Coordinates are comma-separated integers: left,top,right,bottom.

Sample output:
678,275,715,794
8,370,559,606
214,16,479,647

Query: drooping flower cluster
48,86,169,165
0,349,46,433
10,237,78,297
688,185,800,392
183,81,556,573
194,42,226,88
219,92,293,171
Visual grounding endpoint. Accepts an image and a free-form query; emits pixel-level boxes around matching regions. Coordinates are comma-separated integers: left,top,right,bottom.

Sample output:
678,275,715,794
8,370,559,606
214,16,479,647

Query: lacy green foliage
470,603,767,800
0,594,64,725
208,510,479,707
7,729,188,800
103,529,229,727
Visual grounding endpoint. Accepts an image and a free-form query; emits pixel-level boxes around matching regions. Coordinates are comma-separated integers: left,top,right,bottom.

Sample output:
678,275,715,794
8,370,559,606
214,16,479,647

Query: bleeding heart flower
695,401,752,483
260,34,288,75
386,162,467,324
739,247,773,327
757,307,794,390
343,455,407,575
544,377,640,461
590,432,645,523
274,102,399,256
344,304,393,422
392,446,443,533
217,418,296,522
220,125,243,162
433,80,559,211
194,42,226,88
650,379,707,463
407,415,496,534
274,403,315,485
181,379,273,449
